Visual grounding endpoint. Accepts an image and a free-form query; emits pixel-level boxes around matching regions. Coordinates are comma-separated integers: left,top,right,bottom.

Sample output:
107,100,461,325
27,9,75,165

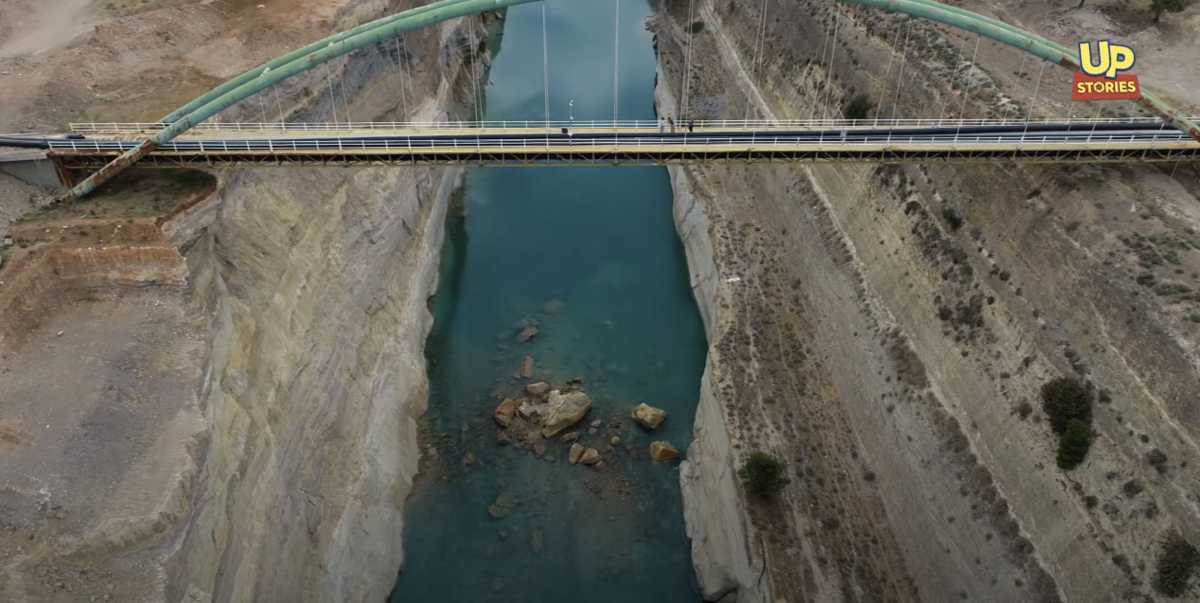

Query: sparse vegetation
843,93,873,120
1123,479,1144,498
739,452,790,497
1041,376,1095,470
1150,0,1190,23
1153,532,1200,598
941,206,964,231
1056,419,1093,469
1041,376,1092,434
1016,401,1033,420
1148,448,1169,474
688,20,705,34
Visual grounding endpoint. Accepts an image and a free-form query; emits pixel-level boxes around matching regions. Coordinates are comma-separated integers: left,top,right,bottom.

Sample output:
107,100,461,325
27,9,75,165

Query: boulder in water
520,355,535,379
648,441,680,462
559,431,579,443
488,492,517,519
518,399,547,419
631,403,667,430
580,448,602,466
494,398,518,428
526,381,551,396
568,442,585,464
541,390,592,437
517,325,539,342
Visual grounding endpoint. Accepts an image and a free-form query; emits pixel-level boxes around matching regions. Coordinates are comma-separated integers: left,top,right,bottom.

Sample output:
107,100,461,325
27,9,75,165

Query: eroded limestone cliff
1,1,497,601
654,0,1200,601
165,9,492,602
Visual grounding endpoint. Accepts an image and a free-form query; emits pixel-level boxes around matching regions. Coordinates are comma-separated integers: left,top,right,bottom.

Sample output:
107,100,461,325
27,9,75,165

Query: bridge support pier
0,153,69,189
51,158,81,188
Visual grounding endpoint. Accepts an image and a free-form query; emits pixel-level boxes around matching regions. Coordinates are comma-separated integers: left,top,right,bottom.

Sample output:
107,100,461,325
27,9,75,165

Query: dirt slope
654,0,1200,601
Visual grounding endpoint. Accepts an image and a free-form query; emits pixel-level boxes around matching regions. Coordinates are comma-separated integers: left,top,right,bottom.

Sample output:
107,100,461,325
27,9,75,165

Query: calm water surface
390,1,706,600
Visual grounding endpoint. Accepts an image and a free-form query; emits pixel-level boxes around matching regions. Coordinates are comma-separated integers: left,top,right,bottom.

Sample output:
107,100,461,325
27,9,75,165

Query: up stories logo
1073,41,1141,101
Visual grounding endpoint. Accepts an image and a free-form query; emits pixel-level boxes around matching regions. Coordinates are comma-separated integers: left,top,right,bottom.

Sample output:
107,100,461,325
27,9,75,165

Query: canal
390,0,707,600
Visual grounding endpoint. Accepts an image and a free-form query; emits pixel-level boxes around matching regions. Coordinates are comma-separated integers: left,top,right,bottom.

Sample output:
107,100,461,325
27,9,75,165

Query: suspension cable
679,0,696,121
937,28,965,123
889,18,912,124
338,71,351,125
394,38,410,119
874,17,902,126
955,33,981,134
821,7,843,121
542,1,550,125
810,12,834,120
325,62,341,125
466,16,483,123
744,0,770,121
1025,61,1047,121
1002,53,1027,124
613,0,621,124
1023,60,1048,137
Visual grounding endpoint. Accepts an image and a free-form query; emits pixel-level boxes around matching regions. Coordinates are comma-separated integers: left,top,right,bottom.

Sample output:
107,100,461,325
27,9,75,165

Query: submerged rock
494,398,518,428
463,450,476,466
487,492,517,519
610,436,622,446
531,527,545,553
542,298,565,314
520,355,535,379
517,325,539,342
580,448,601,466
541,390,592,437
648,441,680,462
631,403,667,430
526,381,551,397
569,442,585,464
518,399,546,419
560,431,579,443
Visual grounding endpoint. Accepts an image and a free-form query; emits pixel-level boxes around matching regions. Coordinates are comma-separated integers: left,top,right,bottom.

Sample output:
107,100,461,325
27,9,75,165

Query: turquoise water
390,1,706,601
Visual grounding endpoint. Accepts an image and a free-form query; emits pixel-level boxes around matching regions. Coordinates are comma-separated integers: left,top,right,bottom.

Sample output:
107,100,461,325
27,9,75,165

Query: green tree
1153,531,1200,597
1040,376,1092,434
1151,0,1189,23
1056,419,1094,469
843,93,874,120
739,452,790,497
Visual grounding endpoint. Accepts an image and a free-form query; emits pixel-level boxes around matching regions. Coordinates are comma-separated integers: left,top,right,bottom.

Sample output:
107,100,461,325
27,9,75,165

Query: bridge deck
29,121,1200,168
48,139,1200,168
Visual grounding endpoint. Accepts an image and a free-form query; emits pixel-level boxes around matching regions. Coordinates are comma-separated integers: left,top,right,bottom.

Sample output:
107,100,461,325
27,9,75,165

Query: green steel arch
841,0,1200,139
160,0,484,125
66,0,1198,198
68,0,541,198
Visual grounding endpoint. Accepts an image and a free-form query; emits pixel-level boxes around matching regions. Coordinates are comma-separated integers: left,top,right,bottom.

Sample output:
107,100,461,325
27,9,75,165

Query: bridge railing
46,130,1196,154
66,116,1188,134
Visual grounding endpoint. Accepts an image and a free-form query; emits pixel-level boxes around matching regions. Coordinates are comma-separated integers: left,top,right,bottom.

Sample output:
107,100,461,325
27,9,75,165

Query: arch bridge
1,0,1194,197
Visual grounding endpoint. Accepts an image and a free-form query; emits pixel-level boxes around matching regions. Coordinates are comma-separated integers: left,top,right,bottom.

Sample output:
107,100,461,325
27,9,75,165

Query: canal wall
161,4,494,601
655,0,1200,601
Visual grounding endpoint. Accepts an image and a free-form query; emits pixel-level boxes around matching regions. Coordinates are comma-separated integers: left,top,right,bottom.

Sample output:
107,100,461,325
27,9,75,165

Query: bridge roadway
5,119,1200,168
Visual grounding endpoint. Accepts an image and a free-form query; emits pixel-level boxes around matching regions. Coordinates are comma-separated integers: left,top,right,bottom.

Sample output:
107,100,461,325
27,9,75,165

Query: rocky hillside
653,0,1200,601
1,1,495,601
